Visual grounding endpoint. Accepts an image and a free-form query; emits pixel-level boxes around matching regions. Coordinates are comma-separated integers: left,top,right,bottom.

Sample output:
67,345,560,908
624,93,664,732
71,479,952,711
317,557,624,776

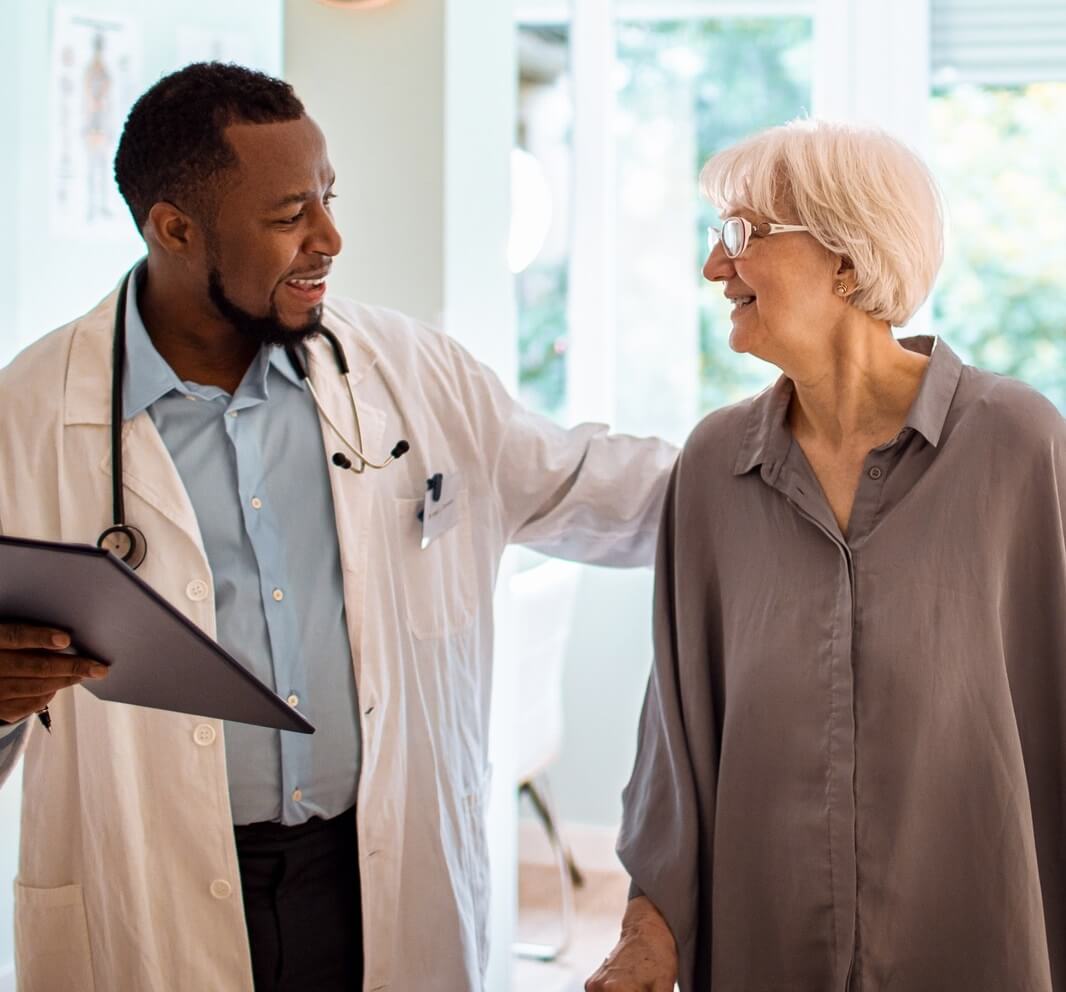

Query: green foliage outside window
931,83,1066,411
517,261,569,415
615,18,812,412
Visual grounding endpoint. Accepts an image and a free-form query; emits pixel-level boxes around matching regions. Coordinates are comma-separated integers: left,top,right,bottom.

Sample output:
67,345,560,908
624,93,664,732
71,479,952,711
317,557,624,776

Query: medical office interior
1,0,1064,989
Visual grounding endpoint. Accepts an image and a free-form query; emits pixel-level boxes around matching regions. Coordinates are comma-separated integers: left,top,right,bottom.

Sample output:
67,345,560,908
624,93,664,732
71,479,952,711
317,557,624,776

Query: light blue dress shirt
122,268,361,826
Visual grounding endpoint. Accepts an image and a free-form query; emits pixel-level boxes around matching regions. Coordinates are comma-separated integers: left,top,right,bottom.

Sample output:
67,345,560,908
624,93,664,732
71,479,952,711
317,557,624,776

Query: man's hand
586,895,678,992
0,624,108,725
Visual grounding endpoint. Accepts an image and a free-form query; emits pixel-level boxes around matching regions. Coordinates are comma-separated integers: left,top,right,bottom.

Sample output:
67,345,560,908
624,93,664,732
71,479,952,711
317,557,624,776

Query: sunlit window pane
515,24,573,420
614,18,812,436
931,82,1066,411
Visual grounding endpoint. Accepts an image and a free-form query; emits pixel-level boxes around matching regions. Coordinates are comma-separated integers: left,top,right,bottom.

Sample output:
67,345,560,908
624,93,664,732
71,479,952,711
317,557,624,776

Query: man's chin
259,317,323,347
279,304,324,334
207,267,324,348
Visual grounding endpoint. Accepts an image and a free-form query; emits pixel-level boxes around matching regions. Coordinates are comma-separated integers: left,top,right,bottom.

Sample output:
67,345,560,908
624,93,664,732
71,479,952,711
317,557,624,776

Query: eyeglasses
707,217,809,259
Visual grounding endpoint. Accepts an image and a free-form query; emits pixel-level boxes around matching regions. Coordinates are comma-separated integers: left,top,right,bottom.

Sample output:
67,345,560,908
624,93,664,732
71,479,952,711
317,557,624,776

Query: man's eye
324,193,337,207
279,212,304,226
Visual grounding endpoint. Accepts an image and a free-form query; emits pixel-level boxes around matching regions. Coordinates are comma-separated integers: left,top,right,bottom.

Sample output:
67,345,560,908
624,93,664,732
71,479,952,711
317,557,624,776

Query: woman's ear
834,255,856,281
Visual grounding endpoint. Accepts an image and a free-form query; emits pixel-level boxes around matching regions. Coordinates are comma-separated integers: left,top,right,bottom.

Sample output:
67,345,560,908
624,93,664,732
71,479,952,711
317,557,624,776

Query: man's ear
144,201,199,257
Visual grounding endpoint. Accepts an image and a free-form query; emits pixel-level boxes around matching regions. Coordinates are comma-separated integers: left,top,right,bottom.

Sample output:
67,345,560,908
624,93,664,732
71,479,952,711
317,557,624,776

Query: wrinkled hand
586,896,678,992
0,624,108,725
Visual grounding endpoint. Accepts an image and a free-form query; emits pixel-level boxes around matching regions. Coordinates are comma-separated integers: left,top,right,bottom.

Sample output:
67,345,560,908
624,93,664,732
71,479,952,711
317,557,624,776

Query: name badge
420,471,461,549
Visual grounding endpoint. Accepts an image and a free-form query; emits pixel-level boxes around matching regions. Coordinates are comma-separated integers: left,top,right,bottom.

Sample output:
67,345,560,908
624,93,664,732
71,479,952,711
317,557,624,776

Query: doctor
0,63,676,991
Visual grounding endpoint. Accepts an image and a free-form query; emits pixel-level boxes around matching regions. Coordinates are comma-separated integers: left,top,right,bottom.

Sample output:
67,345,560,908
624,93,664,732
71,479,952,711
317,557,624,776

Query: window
614,17,812,438
515,24,573,419
931,86,1066,411
930,0,1066,410
514,5,814,440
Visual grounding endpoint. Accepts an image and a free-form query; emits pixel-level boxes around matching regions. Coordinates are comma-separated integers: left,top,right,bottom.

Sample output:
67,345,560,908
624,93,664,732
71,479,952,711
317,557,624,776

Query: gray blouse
618,337,1066,991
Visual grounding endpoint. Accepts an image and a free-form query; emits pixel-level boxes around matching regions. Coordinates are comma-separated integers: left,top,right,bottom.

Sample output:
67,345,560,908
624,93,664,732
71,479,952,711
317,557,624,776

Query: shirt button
868,466,884,480
272,588,284,602
228,411,238,419
292,788,303,802
193,724,216,746
209,879,232,900
186,579,210,602
287,694,299,707
251,497,263,510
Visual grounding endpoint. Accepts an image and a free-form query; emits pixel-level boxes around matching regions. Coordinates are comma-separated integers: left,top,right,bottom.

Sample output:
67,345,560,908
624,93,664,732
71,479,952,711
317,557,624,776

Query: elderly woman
587,120,1066,992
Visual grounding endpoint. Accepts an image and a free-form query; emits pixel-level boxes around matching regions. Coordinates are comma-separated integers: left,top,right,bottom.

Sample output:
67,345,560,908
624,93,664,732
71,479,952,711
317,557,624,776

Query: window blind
932,0,1066,86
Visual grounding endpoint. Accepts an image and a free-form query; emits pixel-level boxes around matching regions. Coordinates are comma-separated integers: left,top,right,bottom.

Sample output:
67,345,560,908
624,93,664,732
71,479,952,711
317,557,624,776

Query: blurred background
0,0,1063,989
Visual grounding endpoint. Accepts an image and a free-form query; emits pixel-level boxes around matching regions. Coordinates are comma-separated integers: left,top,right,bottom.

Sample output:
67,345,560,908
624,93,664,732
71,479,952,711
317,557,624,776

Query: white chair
511,556,584,961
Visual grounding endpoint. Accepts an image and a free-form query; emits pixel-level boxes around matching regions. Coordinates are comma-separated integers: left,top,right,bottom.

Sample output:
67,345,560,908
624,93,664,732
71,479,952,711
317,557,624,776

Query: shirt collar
902,335,963,447
122,263,305,421
268,343,304,389
733,335,964,477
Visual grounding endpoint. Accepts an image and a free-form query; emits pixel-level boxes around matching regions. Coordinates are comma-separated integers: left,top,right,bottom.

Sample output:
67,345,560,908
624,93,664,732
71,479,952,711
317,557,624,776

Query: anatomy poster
49,7,141,238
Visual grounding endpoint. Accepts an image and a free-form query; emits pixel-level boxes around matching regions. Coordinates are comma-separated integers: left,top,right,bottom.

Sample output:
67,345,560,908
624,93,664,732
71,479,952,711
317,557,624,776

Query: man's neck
137,267,258,393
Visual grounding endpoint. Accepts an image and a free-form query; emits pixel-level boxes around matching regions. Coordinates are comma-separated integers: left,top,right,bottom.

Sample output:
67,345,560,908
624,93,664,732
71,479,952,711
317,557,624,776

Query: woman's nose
703,241,735,282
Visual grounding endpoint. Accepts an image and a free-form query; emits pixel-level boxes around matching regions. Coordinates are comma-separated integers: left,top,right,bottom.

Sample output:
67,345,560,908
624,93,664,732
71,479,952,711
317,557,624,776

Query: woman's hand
585,895,678,992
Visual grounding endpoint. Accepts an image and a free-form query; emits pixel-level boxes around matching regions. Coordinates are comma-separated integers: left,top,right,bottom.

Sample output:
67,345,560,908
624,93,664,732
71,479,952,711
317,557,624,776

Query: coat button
193,724,216,747
186,579,210,602
868,466,884,480
210,879,232,900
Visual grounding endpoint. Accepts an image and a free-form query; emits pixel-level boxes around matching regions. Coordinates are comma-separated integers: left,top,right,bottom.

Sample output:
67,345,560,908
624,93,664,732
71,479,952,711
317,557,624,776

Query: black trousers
234,806,364,992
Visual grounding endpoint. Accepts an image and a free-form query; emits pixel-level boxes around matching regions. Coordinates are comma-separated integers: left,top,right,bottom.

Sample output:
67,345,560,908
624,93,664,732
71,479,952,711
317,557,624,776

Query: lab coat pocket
393,489,477,639
14,881,96,991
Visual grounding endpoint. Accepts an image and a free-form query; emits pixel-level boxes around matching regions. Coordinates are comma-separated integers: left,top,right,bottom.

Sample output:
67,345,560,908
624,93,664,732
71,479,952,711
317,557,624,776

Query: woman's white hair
699,119,944,327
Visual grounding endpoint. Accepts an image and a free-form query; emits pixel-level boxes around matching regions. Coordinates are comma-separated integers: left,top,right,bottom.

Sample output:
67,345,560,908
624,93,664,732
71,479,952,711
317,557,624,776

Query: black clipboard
0,535,314,734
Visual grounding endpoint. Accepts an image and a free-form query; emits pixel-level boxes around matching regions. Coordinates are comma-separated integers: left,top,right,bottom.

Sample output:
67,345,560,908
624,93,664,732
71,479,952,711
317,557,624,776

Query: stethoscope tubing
100,263,408,569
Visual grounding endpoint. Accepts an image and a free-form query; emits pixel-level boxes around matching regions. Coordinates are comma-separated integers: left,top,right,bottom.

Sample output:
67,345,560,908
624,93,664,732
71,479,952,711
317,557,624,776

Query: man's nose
308,204,343,258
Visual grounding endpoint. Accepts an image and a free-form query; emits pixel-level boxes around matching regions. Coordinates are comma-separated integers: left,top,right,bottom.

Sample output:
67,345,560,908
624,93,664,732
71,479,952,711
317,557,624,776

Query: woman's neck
784,315,929,451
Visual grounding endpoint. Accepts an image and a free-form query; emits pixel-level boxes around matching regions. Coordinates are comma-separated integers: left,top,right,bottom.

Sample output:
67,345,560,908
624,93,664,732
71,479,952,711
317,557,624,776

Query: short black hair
114,62,305,231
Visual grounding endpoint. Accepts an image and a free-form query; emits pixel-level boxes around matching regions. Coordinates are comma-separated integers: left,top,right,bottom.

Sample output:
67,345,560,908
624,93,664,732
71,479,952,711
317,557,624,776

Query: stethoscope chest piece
97,524,148,570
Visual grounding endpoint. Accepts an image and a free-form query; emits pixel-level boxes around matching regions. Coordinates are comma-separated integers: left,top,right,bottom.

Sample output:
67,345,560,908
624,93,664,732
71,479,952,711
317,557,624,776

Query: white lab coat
0,284,676,992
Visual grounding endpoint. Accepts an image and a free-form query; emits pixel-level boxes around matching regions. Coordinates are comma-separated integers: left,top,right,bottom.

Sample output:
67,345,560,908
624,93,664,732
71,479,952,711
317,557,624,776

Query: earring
835,282,848,297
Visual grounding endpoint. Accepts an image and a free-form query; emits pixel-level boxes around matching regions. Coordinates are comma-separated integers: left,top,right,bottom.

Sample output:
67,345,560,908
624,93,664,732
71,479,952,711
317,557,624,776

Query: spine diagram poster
50,7,142,238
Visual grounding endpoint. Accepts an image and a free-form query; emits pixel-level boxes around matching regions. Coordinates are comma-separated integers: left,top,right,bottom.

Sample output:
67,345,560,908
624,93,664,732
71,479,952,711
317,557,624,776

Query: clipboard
0,535,314,734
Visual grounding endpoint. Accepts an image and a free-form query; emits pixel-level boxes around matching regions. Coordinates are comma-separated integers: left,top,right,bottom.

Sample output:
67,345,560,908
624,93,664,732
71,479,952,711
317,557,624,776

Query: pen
37,707,52,734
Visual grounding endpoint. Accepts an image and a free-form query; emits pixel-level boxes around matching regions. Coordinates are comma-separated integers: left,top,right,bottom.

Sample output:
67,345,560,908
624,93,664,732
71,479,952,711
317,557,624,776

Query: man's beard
207,267,324,348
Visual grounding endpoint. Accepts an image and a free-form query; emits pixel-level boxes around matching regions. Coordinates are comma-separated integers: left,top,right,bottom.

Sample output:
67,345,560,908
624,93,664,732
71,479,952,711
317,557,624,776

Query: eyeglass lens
722,218,746,257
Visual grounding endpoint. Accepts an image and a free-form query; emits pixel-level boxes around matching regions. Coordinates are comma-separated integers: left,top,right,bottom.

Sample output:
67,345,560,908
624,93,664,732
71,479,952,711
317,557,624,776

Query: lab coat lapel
97,416,207,556
62,291,206,557
305,321,386,693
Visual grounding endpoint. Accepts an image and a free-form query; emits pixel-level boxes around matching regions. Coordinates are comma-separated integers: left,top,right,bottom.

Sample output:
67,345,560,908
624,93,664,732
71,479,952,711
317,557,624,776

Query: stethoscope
97,265,410,570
